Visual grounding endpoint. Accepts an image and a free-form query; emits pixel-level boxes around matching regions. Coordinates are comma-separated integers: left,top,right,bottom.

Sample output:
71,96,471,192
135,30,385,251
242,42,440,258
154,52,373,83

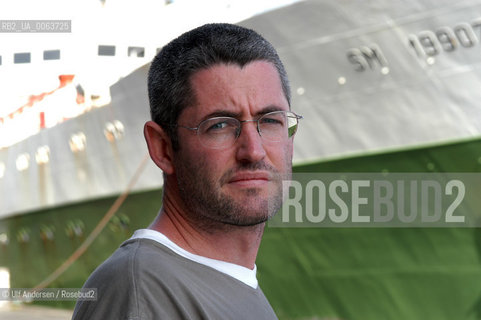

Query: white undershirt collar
130,229,258,289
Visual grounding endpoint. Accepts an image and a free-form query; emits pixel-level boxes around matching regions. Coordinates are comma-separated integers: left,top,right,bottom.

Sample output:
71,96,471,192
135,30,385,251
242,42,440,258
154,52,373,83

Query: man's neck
148,195,265,270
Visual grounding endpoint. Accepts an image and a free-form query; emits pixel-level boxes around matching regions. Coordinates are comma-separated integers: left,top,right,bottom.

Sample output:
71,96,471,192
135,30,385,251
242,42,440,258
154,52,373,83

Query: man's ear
144,121,175,175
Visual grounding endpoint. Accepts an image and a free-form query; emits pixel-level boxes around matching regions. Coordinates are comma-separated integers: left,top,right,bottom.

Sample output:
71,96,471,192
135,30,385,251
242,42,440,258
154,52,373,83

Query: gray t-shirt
72,233,278,320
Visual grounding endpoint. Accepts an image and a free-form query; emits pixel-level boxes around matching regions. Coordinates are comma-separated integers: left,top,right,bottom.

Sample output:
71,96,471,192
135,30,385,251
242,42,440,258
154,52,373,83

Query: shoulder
72,238,167,320
73,238,278,319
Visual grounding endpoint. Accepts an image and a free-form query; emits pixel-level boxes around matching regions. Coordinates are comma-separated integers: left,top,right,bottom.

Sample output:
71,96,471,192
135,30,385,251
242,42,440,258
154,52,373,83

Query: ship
2,0,481,319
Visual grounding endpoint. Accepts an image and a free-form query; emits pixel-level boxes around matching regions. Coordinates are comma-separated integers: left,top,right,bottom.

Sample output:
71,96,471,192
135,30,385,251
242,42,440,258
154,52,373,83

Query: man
72,23,302,319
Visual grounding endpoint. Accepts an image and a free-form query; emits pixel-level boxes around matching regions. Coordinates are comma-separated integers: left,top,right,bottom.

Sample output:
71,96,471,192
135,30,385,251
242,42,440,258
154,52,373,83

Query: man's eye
207,121,229,131
260,117,284,125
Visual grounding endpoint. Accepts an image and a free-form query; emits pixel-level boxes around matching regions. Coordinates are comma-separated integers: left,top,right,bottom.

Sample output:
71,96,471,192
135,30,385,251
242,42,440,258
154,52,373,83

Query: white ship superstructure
0,0,301,217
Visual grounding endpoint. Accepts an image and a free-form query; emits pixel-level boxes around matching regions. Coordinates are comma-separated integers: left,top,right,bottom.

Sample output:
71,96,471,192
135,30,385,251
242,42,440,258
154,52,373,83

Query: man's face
172,61,293,229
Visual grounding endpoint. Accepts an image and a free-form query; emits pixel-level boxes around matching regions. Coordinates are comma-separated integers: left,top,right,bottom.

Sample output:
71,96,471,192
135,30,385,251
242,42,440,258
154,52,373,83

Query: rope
32,152,151,290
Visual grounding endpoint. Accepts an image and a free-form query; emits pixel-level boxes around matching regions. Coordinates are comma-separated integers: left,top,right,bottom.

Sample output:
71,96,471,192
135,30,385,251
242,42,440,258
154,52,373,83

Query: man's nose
235,121,266,163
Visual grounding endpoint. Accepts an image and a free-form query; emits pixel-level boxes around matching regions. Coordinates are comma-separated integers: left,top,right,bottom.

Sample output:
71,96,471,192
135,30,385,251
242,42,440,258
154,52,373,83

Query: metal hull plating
3,0,481,217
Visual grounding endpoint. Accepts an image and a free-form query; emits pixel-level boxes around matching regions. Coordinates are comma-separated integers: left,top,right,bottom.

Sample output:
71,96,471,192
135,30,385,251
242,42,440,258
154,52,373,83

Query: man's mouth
228,171,271,187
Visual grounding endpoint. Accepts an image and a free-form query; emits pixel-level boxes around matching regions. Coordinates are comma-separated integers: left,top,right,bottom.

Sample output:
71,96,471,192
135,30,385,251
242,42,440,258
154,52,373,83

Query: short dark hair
147,23,291,150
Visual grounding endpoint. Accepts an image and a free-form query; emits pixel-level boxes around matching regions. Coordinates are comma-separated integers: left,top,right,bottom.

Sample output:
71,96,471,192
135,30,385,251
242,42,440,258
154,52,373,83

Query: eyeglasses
177,110,303,149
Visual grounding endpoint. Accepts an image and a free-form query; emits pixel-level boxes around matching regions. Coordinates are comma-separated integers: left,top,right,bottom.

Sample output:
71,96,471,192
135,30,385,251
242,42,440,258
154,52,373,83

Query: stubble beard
175,154,291,232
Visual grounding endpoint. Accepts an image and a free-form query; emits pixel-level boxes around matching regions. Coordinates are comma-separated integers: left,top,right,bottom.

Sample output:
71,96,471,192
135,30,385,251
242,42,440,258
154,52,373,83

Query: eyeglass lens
197,111,299,148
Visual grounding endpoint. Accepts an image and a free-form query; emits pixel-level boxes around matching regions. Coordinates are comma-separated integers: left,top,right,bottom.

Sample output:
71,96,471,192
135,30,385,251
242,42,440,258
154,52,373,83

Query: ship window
98,45,116,56
69,132,87,153
44,49,60,60
104,120,125,142
16,153,30,171
14,52,31,64
35,146,50,164
128,46,145,57
0,234,8,245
